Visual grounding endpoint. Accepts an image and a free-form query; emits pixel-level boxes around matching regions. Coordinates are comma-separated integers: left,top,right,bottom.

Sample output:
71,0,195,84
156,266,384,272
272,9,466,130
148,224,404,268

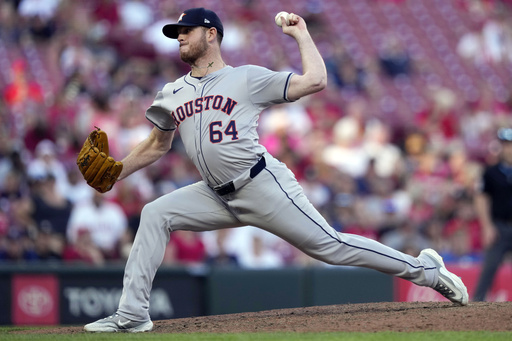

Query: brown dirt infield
14,301,512,334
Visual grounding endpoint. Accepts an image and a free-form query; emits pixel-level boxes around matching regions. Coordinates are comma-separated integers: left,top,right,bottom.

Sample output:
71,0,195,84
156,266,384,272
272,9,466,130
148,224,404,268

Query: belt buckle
214,181,235,196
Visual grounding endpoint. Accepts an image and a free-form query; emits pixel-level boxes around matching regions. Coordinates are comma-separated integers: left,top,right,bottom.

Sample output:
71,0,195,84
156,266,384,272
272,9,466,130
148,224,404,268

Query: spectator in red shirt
163,230,206,266
63,229,105,265
444,197,483,255
415,87,460,144
3,60,43,107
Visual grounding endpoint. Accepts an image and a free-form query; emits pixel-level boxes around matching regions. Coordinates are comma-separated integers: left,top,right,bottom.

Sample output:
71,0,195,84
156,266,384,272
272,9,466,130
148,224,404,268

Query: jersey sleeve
246,65,294,108
145,90,177,131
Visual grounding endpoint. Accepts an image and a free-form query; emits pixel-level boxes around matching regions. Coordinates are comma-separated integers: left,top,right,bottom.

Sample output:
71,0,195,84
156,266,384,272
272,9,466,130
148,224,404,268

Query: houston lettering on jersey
171,95,238,127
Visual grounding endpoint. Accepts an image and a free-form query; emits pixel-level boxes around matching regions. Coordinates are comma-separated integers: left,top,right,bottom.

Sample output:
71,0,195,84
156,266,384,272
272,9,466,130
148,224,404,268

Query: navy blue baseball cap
163,8,224,39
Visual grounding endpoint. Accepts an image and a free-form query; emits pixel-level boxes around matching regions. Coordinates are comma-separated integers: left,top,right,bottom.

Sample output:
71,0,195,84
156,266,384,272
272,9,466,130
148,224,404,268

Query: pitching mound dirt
15,301,512,334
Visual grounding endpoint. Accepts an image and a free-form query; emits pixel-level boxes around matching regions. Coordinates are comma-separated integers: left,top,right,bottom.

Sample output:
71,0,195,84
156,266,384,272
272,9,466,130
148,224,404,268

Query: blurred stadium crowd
1,0,512,268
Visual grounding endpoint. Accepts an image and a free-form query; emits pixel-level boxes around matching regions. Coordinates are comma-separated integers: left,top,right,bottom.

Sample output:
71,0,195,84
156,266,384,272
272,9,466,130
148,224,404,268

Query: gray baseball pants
117,154,438,321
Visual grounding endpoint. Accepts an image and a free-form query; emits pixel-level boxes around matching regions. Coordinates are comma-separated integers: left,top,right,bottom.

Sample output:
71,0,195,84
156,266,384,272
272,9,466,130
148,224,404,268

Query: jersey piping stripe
283,73,293,101
145,116,176,131
264,168,437,271
190,74,206,182
198,76,222,186
183,75,196,91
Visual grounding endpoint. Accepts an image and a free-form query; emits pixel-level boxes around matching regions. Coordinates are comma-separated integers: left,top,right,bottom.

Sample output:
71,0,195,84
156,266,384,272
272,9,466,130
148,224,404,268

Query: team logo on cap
178,13,186,22
204,19,210,23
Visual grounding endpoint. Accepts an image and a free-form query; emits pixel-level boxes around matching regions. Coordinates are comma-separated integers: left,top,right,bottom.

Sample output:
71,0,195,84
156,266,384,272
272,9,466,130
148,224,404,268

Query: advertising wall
2,265,393,325
3,263,510,325
4,265,206,326
58,270,206,325
12,275,59,325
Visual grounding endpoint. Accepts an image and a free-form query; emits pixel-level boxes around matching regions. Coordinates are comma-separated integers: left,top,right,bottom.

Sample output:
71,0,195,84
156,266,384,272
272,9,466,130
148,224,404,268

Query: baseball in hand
275,11,290,27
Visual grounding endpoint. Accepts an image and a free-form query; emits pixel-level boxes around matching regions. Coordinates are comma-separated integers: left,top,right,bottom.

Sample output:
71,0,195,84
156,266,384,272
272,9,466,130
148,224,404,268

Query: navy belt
213,156,266,196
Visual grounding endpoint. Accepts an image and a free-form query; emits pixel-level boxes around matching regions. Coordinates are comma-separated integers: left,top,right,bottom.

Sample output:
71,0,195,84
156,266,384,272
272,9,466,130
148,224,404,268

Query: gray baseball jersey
146,65,292,186
117,65,441,322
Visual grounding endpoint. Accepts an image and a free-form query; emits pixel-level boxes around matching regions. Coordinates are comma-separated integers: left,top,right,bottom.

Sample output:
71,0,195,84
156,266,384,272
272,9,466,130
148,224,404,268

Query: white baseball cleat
84,313,153,333
420,248,469,306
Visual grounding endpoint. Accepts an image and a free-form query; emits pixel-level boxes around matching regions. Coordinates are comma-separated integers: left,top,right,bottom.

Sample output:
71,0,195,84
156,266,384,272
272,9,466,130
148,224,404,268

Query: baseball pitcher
80,8,468,333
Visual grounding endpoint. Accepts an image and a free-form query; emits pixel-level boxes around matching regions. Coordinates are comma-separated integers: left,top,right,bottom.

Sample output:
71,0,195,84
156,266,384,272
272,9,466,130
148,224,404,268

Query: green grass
2,329,512,341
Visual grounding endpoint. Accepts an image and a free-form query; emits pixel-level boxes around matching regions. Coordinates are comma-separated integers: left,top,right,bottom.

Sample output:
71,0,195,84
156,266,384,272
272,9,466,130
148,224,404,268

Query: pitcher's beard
180,36,209,66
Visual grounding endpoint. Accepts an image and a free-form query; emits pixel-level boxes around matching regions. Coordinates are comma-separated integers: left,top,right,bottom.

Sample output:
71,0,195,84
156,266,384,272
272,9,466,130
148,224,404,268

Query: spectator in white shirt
67,191,128,259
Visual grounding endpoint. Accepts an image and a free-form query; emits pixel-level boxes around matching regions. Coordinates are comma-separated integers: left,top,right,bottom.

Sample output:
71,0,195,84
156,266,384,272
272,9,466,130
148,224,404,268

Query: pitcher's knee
141,201,158,219
140,201,169,230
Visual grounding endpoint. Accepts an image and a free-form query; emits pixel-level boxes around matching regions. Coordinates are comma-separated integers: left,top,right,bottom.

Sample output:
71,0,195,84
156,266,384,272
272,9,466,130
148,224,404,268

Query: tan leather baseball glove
76,127,123,193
